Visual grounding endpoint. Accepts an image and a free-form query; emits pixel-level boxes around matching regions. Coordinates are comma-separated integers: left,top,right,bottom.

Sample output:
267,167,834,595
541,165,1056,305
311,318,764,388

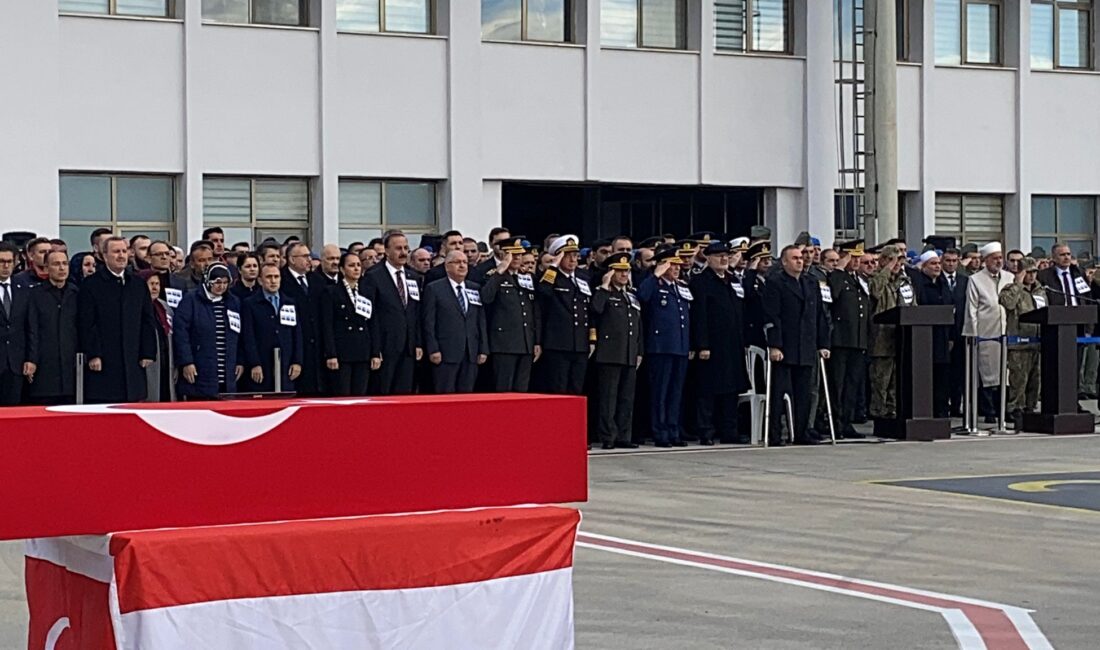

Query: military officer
590,253,643,449
826,240,870,439
480,236,541,392
868,245,917,423
637,247,691,447
743,240,773,349
685,233,716,277
1000,256,1045,429
536,234,592,395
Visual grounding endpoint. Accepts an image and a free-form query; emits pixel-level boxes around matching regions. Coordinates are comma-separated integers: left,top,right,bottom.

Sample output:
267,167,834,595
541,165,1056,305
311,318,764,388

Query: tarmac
2,428,1100,648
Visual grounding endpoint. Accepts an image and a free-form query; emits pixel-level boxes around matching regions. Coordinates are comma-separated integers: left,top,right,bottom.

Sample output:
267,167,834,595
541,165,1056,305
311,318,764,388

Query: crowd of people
0,224,1096,448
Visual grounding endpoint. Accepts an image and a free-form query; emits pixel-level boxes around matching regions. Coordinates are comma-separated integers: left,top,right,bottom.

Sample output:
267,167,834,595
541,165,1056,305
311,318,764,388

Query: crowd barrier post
819,356,837,445
273,348,283,394
75,352,85,405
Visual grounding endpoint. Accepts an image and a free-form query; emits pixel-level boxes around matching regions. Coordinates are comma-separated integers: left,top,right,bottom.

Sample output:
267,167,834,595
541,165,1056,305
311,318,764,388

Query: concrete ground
2,430,1099,648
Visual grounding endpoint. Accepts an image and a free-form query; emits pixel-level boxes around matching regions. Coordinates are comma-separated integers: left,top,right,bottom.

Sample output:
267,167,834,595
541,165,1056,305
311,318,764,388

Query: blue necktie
269,295,279,311
456,285,467,315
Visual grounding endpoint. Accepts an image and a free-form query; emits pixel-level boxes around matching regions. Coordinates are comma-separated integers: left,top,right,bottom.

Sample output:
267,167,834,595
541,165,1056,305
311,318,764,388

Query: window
59,0,173,17
59,174,176,247
1032,196,1096,257
716,0,789,53
482,0,571,42
338,180,438,246
336,0,432,33
897,0,911,61
202,0,307,27
934,194,1004,245
203,177,311,247
1031,1,1093,69
935,0,1002,65
601,0,686,49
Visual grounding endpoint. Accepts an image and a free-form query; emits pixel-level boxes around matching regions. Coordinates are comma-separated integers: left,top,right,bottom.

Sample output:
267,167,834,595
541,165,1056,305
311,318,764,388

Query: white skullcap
916,250,940,267
547,234,580,255
979,241,1002,258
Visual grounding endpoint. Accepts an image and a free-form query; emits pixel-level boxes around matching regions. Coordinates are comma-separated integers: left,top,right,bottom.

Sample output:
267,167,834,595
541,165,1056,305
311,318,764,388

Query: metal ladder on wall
835,0,868,242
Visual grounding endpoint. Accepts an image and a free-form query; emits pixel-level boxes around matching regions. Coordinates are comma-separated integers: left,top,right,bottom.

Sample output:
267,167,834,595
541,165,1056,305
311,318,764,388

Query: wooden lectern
872,305,956,441
1020,305,1098,434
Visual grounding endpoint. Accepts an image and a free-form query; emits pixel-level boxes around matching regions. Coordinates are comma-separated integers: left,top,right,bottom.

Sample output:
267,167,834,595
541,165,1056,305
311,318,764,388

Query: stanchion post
819,356,837,444
970,337,981,434
997,335,1009,434
75,352,85,405
273,348,282,394
783,394,795,444
762,359,773,448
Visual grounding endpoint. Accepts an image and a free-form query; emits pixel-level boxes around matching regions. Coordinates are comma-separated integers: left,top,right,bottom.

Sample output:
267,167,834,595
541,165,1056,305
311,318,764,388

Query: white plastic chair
739,346,768,445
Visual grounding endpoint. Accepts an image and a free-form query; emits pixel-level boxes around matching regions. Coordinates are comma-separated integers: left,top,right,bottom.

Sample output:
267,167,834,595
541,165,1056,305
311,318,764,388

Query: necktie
456,284,467,314
269,295,279,311
947,274,955,293
117,274,124,287
0,282,9,318
396,270,407,306
1063,271,1075,306
297,275,308,294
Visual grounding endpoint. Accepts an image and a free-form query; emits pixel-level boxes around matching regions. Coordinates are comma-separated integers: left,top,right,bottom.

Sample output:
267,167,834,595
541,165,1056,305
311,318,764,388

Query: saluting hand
496,252,513,274
655,261,672,278
601,269,614,289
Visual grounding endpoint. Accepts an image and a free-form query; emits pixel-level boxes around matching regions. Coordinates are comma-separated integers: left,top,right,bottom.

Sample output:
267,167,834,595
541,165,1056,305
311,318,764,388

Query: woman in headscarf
173,263,243,400
138,269,174,402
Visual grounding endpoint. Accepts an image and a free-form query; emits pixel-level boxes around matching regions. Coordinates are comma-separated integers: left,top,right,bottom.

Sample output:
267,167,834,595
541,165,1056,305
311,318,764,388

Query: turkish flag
25,542,114,650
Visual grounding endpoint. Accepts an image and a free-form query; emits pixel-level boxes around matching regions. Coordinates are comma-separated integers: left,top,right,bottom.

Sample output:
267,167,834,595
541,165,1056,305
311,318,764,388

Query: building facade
1,0,1098,254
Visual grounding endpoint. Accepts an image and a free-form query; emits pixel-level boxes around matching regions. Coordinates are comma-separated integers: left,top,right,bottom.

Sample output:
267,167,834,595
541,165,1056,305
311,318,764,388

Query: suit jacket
590,286,643,365
77,267,158,402
361,262,422,359
942,271,969,340
422,278,488,364
1037,265,1092,307
535,267,590,353
0,277,30,375
762,271,831,367
320,282,380,364
173,289,242,397
480,271,540,355
689,268,749,396
241,291,304,392
280,268,324,393
827,270,870,350
26,282,80,398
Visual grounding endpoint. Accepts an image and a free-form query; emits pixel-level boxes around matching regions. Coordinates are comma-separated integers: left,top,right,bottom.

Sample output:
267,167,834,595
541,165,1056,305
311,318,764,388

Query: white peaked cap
979,241,1002,258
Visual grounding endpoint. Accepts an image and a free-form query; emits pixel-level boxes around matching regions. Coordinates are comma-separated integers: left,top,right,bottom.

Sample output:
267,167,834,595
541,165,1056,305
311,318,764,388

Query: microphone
1042,286,1100,305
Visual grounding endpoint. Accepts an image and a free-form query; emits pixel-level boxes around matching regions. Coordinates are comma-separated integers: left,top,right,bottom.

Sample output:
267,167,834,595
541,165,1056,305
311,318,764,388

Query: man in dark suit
311,244,343,287
763,244,832,445
0,242,31,404
14,237,50,288
280,242,323,395
1037,243,1095,401
480,237,541,392
147,240,186,307
241,263,303,393
940,248,969,417
591,253,643,449
535,235,591,395
361,232,422,394
77,236,157,404
470,227,512,285
422,251,488,393
688,241,749,445
827,241,870,438
424,231,465,286
25,250,80,405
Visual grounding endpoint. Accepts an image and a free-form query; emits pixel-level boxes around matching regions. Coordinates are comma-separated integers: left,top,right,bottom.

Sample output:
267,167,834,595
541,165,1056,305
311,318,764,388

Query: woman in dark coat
139,269,174,402
173,263,242,399
230,252,261,301
320,253,380,396
25,251,79,404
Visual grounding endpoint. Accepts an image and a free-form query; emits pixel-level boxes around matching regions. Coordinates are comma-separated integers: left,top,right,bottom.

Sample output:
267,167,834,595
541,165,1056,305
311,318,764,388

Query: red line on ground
577,533,1029,650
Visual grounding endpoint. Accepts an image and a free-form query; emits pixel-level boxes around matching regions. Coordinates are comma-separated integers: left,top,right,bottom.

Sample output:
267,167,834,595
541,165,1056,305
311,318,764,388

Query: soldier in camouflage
867,246,917,421
999,256,1045,430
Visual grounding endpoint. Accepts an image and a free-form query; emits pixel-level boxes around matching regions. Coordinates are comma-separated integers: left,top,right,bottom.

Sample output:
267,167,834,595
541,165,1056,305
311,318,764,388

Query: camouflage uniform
868,267,917,419
999,281,1044,414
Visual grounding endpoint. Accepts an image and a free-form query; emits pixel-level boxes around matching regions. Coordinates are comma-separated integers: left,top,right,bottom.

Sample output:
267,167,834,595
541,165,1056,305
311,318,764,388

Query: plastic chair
740,346,768,445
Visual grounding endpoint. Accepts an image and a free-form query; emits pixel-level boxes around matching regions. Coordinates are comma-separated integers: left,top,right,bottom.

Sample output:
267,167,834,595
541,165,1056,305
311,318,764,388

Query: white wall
1025,72,1100,193
896,64,921,191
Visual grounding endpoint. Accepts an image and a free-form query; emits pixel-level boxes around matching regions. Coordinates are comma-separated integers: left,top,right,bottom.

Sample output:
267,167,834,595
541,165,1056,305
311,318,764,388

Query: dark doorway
502,182,763,248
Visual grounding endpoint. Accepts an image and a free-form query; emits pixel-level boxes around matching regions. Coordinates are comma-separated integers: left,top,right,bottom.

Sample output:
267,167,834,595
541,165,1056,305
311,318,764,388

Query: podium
1020,305,1097,434
872,305,955,441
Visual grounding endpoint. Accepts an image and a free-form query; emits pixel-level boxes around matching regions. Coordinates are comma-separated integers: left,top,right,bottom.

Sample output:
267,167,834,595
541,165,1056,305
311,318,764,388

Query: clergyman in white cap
961,241,1013,423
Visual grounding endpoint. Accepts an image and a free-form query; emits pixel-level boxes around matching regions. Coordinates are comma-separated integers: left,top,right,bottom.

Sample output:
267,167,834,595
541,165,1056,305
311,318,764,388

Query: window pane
255,179,310,222
715,0,745,51
339,228,384,248
60,175,112,221
115,0,170,17
256,227,309,247
602,0,638,47
896,0,908,60
203,178,252,225
385,182,435,226
59,0,110,13
384,0,430,33
60,225,104,250
965,2,998,64
752,0,787,52
1031,196,1056,233
116,177,174,223
120,228,172,243
1030,3,1054,69
1058,8,1090,69
218,227,254,247
336,0,381,31
1057,197,1096,234
339,181,383,225
482,0,522,40
202,0,249,22
934,194,963,238
1032,237,1056,255
934,0,961,65
253,0,302,25
527,0,567,42
641,0,683,48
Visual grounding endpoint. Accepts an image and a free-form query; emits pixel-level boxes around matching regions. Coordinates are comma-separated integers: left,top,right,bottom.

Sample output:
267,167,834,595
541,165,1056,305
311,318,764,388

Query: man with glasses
281,242,324,395
147,240,184,306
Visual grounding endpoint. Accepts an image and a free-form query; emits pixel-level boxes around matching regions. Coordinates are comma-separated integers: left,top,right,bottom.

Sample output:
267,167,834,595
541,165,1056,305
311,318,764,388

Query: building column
1008,0,1030,252
181,0,203,244
804,0,837,243
915,0,937,246
441,2,485,239
317,0,339,246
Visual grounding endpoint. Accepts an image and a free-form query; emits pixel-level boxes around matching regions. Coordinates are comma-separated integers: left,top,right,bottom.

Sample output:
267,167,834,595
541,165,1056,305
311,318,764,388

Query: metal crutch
819,356,838,445
75,352,85,405
763,358,773,448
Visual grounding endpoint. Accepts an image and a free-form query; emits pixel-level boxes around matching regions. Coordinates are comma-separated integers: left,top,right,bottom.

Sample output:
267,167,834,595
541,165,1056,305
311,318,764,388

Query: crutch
819,356,838,445
763,358,773,448
783,394,795,444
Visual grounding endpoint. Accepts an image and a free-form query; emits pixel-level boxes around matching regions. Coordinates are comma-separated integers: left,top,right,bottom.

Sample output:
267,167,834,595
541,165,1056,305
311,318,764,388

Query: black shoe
654,441,672,448
983,416,997,424
615,441,639,449
768,437,786,447
852,414,868,424
699,439,715,446
842,430,866,439
793,437,820,446
671,440,688,447
601,442,615,450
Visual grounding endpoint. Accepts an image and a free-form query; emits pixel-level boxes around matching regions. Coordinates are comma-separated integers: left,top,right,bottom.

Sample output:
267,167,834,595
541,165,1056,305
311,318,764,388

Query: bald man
312,244,342,287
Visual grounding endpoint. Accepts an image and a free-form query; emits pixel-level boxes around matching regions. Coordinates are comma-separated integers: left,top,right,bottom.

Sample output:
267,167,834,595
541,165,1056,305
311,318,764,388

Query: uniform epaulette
541,268,557,284
589,327,598,342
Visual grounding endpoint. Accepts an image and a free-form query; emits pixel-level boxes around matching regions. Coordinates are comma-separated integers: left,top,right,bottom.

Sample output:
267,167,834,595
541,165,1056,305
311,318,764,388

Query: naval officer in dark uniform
637,247,691,447
536,235,591,395
479,236,541,392
591,252,643,449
